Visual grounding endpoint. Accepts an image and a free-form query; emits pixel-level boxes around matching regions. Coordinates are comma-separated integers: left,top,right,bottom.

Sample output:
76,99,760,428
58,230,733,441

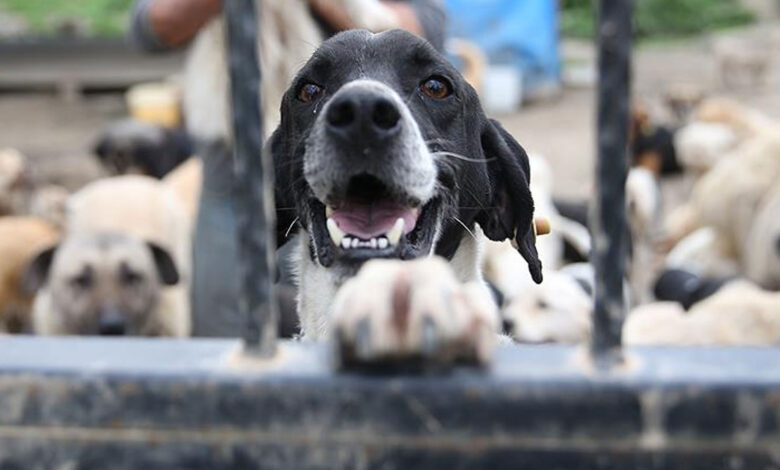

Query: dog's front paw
333,257,499,368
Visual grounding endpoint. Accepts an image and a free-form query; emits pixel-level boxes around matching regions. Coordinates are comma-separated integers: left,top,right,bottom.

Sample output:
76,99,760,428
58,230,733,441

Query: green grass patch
561,0,755,40
0,0,134,37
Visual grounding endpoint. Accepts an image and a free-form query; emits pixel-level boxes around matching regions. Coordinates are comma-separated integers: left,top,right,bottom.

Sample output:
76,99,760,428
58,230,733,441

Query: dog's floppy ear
22,245,58,294
268,127,297,248
146,242,180,285
476,119,543,284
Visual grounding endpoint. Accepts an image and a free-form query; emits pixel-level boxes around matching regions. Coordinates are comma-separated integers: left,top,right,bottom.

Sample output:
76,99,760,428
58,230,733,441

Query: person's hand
308,0,356,31
380,1,422,35
308,0,422,35
149,0,223,48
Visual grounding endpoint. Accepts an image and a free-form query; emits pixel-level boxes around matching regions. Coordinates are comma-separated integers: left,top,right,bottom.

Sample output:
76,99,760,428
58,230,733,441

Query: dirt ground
1,22,779,199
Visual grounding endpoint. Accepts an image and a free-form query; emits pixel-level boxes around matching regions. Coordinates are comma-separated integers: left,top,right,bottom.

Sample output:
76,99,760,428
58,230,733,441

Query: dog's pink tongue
330,201,417,239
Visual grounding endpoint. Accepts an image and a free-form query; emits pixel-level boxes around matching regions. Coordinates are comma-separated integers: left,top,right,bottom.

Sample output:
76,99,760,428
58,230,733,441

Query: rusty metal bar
591,0,632,362
224,0,277,353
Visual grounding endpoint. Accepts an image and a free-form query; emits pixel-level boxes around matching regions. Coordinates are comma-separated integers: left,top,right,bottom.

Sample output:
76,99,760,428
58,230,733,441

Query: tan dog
672,98,773,177
26,232,182,336
664,126,780,282
0,217,60,333
691,133,780,272
29,175,192,337
625,282,780,345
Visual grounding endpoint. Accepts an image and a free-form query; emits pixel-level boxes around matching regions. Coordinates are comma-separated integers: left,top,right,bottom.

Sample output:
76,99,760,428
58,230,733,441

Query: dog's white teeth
325,205,334,217
338,234,391,250
326,218,344,246
386,218,404,246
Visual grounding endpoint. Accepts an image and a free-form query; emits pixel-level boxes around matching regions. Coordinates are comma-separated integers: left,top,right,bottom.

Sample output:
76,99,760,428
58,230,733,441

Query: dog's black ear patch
22,245,58,294
146,242,180,286
476,119,543,284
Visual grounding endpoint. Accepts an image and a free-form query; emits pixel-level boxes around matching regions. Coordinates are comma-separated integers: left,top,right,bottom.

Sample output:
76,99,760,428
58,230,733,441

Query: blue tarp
445,0,560,93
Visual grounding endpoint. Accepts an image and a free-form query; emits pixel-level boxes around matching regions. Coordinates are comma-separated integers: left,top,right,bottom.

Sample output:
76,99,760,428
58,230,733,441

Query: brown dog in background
0,217,60,333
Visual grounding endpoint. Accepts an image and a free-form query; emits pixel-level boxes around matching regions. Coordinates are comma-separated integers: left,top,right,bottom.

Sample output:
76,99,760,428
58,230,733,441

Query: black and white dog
271,30,542,364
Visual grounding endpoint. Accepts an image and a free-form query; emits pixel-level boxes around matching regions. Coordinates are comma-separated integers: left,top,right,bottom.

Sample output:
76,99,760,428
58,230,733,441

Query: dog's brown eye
420,77,451,99
297,83,323,103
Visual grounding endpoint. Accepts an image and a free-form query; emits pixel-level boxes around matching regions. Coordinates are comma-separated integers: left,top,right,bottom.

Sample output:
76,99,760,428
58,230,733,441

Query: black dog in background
93,118,192,178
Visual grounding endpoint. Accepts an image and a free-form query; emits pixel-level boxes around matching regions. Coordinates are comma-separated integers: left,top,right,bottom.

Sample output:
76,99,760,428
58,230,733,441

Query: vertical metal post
224,0,277,354
591,0,632,363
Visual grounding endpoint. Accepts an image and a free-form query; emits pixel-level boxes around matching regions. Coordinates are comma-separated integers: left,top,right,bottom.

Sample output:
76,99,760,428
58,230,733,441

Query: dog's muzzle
302,79,439,263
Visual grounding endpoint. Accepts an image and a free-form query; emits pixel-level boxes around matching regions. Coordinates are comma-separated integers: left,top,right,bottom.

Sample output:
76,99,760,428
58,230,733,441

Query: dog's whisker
284,217,300,238
451,216,477,242
432,151,495,163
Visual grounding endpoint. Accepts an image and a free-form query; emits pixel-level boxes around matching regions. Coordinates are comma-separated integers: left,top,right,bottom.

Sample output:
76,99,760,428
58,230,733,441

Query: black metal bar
224,0,277,353
591,0,632,363
1,337,780,469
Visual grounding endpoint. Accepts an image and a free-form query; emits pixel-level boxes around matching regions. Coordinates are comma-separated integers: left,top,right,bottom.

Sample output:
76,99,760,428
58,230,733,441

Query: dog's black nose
98,309,126,336
326,89,401,141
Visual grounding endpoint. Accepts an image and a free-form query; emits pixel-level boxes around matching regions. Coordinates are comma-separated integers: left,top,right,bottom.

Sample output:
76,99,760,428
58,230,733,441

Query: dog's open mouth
309,174,440,262
326,201,418,251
